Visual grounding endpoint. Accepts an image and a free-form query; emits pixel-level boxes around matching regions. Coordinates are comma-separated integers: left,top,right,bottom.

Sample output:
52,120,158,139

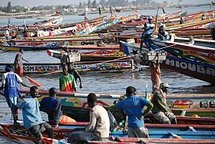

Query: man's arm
16,100,25,109
15,74,30,88
74,71,83,88
1,74,5,90
59,77,62,91
154,93,169,112
142,101,153,117
22,58,29,63
85,110,96,132
20,82,30,88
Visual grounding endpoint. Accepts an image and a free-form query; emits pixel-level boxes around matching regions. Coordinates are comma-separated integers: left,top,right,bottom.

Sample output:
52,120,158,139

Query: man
151,82,177,124
68,93,110,143
5,28,10,40
68,63,83,89
157,24,169,41
140,16,155,51
59,65,78,92
16,86,54,143
14,48,28,76
58,47,83,89
40,87,76,127
1,64,29,125
116,86,153,138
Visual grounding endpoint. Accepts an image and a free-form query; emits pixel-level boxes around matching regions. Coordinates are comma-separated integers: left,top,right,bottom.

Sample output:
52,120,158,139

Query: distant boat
115,8,121,12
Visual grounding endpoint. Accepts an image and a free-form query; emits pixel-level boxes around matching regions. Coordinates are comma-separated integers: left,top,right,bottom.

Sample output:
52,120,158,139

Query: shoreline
0,4,213,20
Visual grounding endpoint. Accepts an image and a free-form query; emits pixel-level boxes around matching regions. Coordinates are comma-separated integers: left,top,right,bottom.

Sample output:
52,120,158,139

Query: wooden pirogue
1,123,215,144
19,89,215,110
0,58,132,74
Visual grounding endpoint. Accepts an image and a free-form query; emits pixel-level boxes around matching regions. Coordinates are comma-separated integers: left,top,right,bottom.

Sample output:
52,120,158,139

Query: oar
25,76,47,90
37,70,62,76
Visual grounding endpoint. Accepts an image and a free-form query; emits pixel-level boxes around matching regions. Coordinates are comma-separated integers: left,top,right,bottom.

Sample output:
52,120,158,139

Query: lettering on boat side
165,59,215,76
23,65,61,72
167,100,215,109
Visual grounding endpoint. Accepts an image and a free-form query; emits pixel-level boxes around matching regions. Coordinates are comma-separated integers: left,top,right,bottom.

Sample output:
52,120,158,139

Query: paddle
25,76,47,90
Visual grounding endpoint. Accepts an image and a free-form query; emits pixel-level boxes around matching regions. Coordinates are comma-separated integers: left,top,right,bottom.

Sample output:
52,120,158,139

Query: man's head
49,87,57,97
87,93,97,108
62,65,68,75
160,82,169,93
148,16,153,23
30,86,39,98
5,64,13,72
19,48,23,54
126,86,137,97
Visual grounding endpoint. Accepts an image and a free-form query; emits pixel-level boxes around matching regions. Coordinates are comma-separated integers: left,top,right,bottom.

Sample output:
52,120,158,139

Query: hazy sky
0,0,213,7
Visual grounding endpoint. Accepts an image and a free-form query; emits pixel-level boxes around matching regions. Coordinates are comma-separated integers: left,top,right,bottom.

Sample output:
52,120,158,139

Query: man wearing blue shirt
17,86,53,143
40,87,76,127
140,16,155,51
1,64,29,125
116,86,153,138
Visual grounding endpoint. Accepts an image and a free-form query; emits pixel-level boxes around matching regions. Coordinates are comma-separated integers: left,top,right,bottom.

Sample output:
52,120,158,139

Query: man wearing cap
151,82,177,124
116,86,153,138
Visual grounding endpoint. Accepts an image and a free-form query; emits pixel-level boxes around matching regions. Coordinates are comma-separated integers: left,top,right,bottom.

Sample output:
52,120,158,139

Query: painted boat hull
0,60,132,74
47,49,126,61
172,108,215,118
119,40,215,84
1,123,215,144
153,39,215,85
19,89,215,110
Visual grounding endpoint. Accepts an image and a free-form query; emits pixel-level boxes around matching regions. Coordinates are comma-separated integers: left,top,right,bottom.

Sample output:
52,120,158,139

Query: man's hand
79,84,83,89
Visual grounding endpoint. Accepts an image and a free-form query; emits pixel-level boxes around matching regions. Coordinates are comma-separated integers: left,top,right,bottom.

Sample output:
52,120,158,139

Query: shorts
153,111,176,124
6,96,18,108
128,127,149,138
28,122,53,139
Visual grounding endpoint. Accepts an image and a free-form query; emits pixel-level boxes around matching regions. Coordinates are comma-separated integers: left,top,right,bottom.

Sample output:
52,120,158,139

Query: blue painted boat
119,39,215,85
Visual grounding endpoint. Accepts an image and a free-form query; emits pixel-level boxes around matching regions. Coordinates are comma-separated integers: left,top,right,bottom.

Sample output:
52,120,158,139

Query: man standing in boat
1,64,29,126
140,16,155,51
40,87,76,127
14,48,28,76
151,82,177,124
61,47,83,89
68,93,110,143
116,86,153,138
59,65,77,92
16,86,54,143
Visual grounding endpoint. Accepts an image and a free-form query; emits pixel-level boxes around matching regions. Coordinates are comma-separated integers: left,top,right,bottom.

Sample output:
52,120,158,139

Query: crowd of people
1,62,176,143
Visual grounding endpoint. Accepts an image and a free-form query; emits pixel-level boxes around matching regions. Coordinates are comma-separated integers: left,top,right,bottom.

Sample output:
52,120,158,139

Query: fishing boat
172,108,215,118
153,37,215,85
47,49,126,61
1,123,215,144
0,59,132,74
0,37,103,51
119,38,215,85
18,89,215,110
0,42,60,51
33,16,63,27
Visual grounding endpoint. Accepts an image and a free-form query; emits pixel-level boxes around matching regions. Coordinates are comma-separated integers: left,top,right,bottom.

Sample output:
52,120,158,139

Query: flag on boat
119,41,135,55
25,76,42,87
